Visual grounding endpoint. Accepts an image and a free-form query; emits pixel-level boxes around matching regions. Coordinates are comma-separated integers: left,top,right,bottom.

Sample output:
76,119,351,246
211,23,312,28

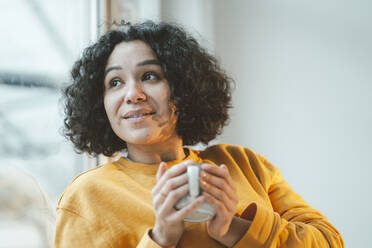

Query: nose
125,82,146,104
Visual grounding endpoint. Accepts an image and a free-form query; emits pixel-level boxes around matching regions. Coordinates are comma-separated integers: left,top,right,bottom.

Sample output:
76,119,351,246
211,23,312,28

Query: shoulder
198,143,260,163
199,144,280,185
57,162,118,211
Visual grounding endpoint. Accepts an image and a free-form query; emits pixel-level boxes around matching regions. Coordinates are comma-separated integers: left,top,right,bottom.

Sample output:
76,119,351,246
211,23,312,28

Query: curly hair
62,21,233,156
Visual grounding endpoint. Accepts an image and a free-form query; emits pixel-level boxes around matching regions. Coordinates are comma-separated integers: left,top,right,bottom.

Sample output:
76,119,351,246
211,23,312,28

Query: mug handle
187,165,200,198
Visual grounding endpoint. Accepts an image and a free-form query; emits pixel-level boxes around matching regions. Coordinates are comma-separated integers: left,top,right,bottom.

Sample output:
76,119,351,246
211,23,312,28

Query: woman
55,21,344,247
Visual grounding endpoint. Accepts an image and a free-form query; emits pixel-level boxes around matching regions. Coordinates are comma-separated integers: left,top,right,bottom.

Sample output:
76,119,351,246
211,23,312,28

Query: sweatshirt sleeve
54,207,106,248
136,229,163,248
233,155,344,248
54,208,161,248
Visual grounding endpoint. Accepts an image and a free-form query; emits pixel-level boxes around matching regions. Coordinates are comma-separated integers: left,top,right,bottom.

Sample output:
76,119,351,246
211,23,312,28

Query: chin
120,130,159,146
115,123,177,146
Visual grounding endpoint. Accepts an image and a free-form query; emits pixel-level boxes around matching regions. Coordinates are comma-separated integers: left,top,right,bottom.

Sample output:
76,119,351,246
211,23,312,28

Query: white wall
214,1,371,247
163,0,372,247
161,0,215,52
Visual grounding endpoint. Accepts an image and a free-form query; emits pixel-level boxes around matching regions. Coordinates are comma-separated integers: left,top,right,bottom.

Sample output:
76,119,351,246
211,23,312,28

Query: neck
126,137,186,164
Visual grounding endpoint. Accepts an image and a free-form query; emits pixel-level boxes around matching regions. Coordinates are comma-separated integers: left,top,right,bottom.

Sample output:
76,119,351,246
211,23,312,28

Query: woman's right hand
151,160,206,247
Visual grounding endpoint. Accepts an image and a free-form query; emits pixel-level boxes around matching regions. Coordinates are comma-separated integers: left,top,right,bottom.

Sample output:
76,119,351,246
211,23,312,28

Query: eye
109,78,122,88
142,72,159,81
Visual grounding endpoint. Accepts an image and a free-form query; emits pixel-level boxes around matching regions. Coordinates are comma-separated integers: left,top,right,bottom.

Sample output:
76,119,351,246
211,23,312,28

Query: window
0,1,96,247
0,1,161,246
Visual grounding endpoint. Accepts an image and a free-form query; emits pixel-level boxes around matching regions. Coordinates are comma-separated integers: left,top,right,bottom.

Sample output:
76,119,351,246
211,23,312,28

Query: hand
151,161,206,247
200,163,239,244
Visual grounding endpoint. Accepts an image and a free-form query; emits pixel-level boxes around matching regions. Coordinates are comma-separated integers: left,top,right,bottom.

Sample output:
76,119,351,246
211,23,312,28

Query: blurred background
0,0,370,247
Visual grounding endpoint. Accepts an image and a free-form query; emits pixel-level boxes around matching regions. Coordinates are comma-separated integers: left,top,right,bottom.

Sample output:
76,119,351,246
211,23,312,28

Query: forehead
105,40,157,68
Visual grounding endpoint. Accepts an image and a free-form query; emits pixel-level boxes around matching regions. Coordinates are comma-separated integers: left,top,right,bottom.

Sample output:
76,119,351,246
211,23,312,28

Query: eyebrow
104,59,161,77
136,59,161,67
104,66,122,77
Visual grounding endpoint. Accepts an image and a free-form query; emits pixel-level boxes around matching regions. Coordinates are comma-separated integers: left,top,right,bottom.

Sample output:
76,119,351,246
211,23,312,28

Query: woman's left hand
200,163,239,242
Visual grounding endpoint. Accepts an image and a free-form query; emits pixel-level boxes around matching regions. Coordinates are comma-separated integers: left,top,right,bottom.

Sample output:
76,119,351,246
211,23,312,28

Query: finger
156,160,194,191
203,191,230,215
160,173,188,197
156,162,168,182
220,164,236,187
200,171,228,191
165,160,194,177
200,179,236,213
202,163,236,189
200,170,236,201
152,193,165,210
153,162,168,196
172,195,206,222
160,183,190,213
200,165,239,207
201,163,226,178
153,173,189,209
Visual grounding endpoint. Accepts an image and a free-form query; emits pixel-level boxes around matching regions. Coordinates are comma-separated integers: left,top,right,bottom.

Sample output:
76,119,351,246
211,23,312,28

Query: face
103,40,179,147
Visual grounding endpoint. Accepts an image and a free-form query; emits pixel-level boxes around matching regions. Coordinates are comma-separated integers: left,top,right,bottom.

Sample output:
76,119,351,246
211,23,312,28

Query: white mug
174,163,216,222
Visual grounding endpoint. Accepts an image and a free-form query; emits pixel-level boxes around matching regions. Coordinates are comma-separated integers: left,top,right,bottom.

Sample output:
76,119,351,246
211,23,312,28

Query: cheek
152,94,173,118
103,94,119,124
157,85,173,112
155,101,178,128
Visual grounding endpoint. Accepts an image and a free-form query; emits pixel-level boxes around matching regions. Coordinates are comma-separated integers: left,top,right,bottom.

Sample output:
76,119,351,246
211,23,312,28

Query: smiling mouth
123,112,155,120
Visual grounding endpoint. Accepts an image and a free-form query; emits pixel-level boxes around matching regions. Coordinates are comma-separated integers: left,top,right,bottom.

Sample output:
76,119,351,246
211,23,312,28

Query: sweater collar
115,147,202,175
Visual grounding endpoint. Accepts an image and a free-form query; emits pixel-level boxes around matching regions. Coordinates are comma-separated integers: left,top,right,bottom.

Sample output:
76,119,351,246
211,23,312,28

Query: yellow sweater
54,144,344,247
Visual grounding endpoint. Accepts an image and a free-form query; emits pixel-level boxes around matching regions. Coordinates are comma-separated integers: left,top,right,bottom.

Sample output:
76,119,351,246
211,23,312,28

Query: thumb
156,162,168,181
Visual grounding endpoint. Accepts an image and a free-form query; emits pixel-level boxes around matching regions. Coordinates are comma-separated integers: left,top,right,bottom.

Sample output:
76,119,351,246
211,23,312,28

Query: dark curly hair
62,21,233,156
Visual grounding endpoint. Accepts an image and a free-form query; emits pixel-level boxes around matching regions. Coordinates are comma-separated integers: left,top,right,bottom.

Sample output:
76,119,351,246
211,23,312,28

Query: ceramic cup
174,163,216,222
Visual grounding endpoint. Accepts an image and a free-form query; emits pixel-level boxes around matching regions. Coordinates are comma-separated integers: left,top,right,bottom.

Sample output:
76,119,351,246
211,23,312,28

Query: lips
123,109,155,119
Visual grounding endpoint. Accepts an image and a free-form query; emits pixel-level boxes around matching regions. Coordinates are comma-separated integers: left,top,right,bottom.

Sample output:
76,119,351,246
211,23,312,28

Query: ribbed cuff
234,202,276,247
